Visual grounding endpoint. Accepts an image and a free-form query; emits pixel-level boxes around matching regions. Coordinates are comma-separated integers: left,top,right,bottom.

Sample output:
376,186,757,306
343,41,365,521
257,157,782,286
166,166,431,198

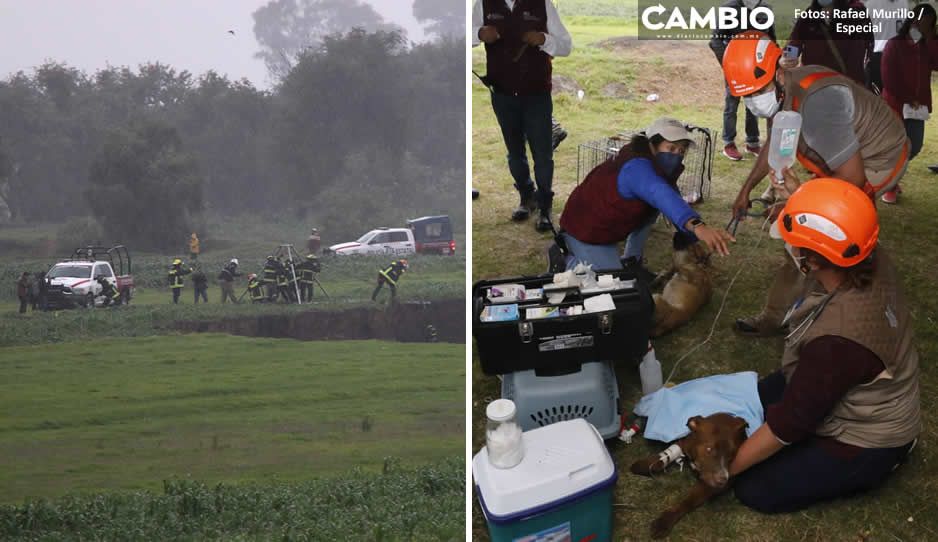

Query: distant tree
252,0,400,81
412,0,464,39
86,119,203,250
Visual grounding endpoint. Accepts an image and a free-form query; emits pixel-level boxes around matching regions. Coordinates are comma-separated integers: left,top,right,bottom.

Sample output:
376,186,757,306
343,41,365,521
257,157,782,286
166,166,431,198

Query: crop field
472,9,938,542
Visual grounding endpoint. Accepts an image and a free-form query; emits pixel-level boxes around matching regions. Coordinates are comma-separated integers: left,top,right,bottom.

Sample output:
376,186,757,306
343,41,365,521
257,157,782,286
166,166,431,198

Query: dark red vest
481,0,551,96
559,151,661,245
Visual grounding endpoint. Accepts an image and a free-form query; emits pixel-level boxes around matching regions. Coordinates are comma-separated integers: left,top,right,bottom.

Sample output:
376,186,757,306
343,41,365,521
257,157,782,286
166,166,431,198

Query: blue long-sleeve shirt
616,158,699,233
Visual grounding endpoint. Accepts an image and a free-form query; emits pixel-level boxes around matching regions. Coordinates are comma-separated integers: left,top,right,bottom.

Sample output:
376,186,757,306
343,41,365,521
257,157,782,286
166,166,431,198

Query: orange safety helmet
776,178,879,268
722,31,782,97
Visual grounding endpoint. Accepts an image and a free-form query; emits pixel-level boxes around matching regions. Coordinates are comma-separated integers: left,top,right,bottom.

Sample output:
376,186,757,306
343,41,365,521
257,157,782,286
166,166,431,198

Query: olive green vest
782,66,909,195
780,249,921,449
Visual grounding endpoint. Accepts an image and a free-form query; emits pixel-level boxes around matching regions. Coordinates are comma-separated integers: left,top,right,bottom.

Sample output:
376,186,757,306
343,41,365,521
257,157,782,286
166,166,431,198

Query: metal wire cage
576,126,715,204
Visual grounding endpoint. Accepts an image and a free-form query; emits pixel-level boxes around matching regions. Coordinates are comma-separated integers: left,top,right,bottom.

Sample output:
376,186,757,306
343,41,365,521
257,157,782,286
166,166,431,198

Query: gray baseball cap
644,118,696,147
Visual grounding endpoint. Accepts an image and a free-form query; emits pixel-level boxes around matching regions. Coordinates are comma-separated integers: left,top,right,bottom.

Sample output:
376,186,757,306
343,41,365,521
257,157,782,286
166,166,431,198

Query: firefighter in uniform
247,273,265,303
168,259,191,304
218,258,241,303
95,275,122,307
262,256,279,301
276,257,292,302
296,254,321,302
372,259,408,302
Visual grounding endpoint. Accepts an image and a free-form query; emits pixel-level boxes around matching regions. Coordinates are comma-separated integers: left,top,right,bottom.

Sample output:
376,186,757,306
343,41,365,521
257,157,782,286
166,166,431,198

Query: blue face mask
655,151,684,180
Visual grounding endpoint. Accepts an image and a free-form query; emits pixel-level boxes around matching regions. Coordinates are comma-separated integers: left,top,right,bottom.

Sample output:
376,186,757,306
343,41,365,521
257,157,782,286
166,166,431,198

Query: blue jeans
905,118,924,161
490,91,554,210
734,371,915,513
562,233,623,271
723,84,760,145
621,213,658,260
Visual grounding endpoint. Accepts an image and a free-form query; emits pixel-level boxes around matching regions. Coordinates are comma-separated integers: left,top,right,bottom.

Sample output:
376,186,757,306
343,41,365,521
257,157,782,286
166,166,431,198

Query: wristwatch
689,218,705,232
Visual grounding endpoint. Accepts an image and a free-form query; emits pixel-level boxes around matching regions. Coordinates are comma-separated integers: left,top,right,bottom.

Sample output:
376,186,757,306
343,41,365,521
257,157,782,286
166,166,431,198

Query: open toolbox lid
472,419,617,523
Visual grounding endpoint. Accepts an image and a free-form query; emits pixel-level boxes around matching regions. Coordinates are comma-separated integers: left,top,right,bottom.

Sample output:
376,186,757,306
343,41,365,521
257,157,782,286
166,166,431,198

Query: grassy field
0,335,463,504
472,13,938,542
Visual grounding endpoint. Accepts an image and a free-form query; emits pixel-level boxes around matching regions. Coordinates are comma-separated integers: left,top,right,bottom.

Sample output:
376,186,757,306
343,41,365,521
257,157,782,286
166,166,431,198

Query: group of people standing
168,254,321,305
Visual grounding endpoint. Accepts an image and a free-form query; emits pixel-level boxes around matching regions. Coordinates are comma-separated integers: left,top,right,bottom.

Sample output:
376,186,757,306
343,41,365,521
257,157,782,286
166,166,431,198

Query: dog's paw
650,512,676,539
630,457,665,476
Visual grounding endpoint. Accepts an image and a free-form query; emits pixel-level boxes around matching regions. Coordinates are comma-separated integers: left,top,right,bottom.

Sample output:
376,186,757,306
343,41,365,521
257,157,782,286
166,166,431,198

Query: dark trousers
905,119,925,162
734,371,915,513
300,282,314,302
18,295,28,313
866,51,883,94
220,283,238,303
723,84,760,145
172,288,182,304
194,287,208,303
490,91,554,211
371,277,396,301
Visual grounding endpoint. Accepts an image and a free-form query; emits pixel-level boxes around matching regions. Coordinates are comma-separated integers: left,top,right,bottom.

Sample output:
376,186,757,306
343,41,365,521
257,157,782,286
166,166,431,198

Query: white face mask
785,243,809,275
744,87,780,118
909,27,923,42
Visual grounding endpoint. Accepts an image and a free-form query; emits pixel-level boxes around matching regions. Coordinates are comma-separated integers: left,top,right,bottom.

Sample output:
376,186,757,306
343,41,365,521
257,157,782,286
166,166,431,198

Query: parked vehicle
45,245,134,308
407,215,455,255
325,228,416,257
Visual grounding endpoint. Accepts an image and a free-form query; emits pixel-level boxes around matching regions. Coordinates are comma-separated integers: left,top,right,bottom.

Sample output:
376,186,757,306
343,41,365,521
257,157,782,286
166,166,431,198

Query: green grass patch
0,457,464,541
0,335,464,506
472,15,938,541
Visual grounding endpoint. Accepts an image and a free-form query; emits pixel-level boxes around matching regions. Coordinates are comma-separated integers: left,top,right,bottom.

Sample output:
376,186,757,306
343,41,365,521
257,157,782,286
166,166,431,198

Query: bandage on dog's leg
657,443,685,468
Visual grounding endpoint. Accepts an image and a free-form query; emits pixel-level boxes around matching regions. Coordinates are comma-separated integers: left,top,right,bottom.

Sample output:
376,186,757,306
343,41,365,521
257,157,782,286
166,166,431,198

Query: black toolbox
472,269,654,376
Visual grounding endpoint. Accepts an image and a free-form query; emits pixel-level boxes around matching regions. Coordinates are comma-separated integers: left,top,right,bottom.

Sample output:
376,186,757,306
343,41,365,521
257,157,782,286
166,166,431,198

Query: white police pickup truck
45,245,134,308
325,227,416,257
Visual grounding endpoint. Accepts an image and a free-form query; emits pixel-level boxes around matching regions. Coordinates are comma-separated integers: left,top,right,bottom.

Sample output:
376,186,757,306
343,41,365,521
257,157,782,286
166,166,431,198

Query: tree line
0,23,464,251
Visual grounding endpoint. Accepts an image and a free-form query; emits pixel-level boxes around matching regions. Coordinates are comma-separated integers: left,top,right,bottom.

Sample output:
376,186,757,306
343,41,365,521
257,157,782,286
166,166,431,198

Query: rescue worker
35,271,48,311
192,264,209,304
218,258,241,303
95,275,121,307
276,257,292,302
731,178,920,513
262,256,279,301
307,228,321,254
189,232,200,261
16,271,30,314
722,31,910,337
246,273,265,303
168,259,191,304
296,254,321,302
372,259,408,303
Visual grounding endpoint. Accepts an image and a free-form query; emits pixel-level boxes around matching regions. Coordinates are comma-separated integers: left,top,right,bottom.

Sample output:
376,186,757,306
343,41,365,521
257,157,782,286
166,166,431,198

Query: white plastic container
473,418,617,542
486,399,524,469
768,111,802,183
639,341,663,396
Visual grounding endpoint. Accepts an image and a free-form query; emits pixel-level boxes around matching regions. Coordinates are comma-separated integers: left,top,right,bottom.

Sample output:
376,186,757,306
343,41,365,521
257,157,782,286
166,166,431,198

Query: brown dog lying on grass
651,232,713,337
630,413,749,539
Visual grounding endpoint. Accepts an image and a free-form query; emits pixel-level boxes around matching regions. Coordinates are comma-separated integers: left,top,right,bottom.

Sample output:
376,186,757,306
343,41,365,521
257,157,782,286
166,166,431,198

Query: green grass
472,14,938,542
0,335,463,505
0,457,464,541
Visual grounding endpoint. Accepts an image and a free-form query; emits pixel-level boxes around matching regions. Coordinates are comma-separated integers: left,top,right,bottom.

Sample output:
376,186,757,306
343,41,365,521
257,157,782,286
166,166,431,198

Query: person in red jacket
881,3,938,204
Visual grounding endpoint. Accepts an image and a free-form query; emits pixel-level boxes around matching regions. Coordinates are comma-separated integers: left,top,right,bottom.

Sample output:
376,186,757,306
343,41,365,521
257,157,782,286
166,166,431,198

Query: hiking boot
511,188,538,221
723,143,743,161
535,209,553,233
745,142,762,156
733,314,786,337
551,119,568,151
880,188,898,205
472,188,480,200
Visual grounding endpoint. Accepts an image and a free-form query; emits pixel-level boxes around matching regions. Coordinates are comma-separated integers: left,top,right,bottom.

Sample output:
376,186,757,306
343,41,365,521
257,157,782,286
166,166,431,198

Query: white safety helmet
230,258,239,266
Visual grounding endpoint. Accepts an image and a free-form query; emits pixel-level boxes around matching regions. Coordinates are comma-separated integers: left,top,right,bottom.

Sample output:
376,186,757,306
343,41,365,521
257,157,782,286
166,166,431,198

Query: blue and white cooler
473,418,617,542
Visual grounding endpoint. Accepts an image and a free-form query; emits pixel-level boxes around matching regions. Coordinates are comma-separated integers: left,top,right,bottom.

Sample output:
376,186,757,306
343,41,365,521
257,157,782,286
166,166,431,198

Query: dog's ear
686,416,703,432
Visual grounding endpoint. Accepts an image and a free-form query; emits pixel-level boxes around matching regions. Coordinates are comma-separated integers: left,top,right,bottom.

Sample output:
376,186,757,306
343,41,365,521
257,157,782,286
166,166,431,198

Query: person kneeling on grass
730,178,920,513
557,117,734,277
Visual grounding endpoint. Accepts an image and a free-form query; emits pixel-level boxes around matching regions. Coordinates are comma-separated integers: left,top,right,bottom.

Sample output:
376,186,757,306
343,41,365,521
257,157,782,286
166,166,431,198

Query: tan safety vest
780,249,921,448
781,66,910,197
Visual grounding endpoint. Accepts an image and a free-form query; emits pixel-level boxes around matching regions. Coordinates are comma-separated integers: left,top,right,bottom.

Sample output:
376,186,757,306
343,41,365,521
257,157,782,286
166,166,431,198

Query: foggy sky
0,0,427,89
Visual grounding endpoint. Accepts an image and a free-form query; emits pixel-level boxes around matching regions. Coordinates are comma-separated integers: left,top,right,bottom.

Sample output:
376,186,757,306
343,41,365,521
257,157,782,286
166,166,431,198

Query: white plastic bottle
485,399,524,469
768,111,803,183
639,341,663,396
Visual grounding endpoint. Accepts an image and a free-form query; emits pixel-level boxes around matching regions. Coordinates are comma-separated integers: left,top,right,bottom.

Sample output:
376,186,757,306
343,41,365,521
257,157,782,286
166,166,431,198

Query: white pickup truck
45,246,134,308
325,227,416,257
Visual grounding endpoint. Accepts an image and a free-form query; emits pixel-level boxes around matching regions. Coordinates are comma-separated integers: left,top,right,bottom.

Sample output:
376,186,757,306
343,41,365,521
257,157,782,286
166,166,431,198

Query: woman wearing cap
729,177,921,513
558,117,734,273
